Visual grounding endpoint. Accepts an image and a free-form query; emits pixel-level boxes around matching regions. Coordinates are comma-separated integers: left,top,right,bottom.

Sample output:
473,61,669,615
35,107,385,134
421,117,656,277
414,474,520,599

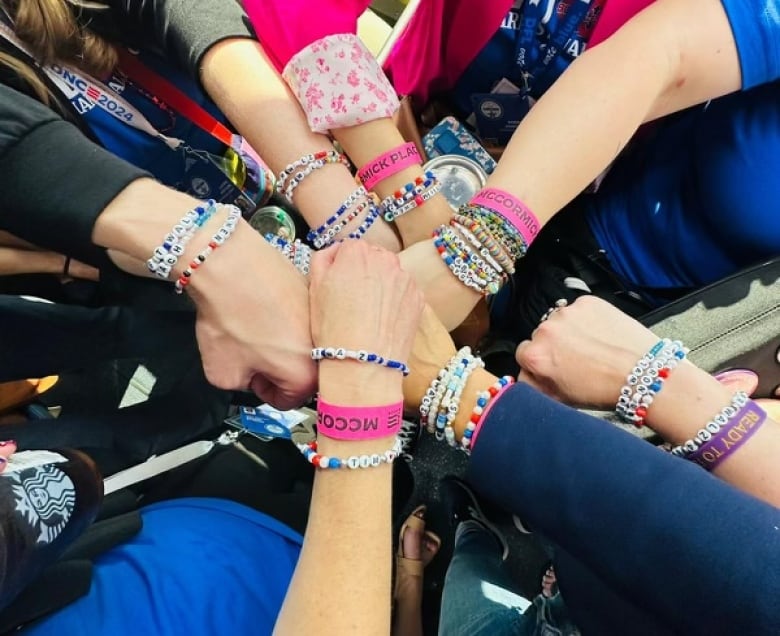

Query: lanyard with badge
472,0,594,146
0,17,273,215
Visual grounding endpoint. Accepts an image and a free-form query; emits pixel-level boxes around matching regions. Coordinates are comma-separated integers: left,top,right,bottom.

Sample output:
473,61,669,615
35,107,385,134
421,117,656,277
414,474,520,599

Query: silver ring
539,298,568,324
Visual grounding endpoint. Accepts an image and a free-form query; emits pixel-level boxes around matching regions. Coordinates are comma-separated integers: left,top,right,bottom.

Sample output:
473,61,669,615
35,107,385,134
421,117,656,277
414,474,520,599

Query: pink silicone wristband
316,399,404,441
470,188,541,247
470,382,515,451
358,142,422,190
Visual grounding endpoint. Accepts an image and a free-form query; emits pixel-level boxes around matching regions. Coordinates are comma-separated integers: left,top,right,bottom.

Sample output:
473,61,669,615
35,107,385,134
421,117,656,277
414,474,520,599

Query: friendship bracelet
311,347,409,376
378,172,439,221
461,204,527,261
358,142,422,191
307,186,370,248
468,378,515,452
265,234,312,276
297,435,405,470
450,222,506,278
461,376,514,453
685,400,767,471
421,347,473,434
470,188,541,248
616,339,688,427
316,399,403,441
147,200,217,280
451,216,516,275
346,202,381,241
439,357,483,446
670,391,750,458
433,225,505,296
383,183,442,222
276,151,350,202
174,205,241,294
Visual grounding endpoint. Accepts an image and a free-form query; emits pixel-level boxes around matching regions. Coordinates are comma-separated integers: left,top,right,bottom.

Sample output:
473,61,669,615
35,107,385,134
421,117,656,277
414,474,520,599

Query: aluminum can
423,155,488,210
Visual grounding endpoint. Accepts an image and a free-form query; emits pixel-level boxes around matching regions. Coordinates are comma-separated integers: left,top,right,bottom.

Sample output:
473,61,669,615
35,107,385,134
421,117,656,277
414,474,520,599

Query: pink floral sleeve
282,34,400,133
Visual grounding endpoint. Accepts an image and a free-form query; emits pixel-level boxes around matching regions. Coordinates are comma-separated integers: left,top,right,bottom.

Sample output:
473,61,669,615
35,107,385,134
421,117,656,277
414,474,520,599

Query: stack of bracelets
302,345,411,470
265,234,312,276
617,340,769,472
616,338,688,427
145,200,241,294
431,187,540,297
419,346,514,454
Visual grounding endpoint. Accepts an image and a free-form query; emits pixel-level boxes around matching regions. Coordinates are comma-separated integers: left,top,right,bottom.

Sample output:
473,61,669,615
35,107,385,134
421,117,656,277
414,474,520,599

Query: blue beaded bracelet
311,347,410,376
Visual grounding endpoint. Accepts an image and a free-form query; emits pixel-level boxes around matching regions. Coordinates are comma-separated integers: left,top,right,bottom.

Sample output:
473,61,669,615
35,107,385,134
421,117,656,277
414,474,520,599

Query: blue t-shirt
586,0,780,292
76,52,227,191
25,498,302,635
453,0,606,115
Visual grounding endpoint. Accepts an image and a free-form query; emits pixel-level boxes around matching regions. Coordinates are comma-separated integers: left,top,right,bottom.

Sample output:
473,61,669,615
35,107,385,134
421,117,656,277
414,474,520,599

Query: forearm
0,249,67,276
468,383,780,635
334,120,453,246
487,0,740,226
274,364,397,635
200,39,401,252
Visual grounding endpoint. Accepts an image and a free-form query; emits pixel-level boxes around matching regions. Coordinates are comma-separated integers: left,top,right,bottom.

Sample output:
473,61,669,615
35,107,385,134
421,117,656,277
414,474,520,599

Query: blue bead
195,206,206,216
464,429,473,438
387,360,401,369
649,340,664,356
650,382,662,392
477,397,487,407
367,354,378,362
162,242,172,250
329,458,340,469
675,350,685,359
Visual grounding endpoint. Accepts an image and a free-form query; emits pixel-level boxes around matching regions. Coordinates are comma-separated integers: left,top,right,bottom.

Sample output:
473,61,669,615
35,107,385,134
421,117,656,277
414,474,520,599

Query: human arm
487,0,754,227
274,241,424,635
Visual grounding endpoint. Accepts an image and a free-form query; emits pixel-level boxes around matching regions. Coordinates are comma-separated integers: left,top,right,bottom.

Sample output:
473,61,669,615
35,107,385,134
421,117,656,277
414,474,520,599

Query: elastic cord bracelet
462,376,514,453
433,225,505,296
451,216,515,275
307,186,370,248
616,339,688,427
470,188,541,248
316,399,404,441
276,151,350,202
346,203,381,241
311,347,409,376
265,234,311,276
297,435,405,470
358,142,422,191
461,204,527,261
147,200,217,280
174,205,241,294
685,400,767,471
670,391,749,457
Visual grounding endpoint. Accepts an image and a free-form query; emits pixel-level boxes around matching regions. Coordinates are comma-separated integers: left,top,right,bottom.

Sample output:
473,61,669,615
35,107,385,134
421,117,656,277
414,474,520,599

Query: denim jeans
438,521,581,636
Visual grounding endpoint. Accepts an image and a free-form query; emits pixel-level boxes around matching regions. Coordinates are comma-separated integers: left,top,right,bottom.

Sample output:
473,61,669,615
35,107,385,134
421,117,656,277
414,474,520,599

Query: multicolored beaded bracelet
297,435,405,470
174,205,241,294
461,204,527,261
616,339,688,427
669,391,750,457
307,186,370,247
147,200,217,280
346,202,381,241
378,173,441,222
461,376,515,453
276,151,350,202
432,225,505,296
265,234,312,275
452,214,515,275
311,347,410,376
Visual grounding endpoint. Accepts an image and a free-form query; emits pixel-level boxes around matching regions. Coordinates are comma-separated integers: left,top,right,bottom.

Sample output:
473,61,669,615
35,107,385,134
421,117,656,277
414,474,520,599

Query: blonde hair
1,0,116,103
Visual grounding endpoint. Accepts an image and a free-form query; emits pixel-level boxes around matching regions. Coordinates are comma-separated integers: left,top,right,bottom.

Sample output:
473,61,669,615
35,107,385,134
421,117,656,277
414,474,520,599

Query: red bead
635,406,648,418
436,245,446,254
658,368,670,379
314,151,327,159
179,277,189,287
311,455,321,467
310,441,317,451
488,386,499,397
414,195,424,206
470,413,481,424
414,176,424,186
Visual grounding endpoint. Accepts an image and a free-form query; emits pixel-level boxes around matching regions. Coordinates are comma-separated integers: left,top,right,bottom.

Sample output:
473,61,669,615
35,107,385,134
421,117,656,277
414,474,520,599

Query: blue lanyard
514,0,593,93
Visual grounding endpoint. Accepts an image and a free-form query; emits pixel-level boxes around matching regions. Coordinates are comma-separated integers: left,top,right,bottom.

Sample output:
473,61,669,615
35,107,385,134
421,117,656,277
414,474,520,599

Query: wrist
319,362,403,407
451,368,498,440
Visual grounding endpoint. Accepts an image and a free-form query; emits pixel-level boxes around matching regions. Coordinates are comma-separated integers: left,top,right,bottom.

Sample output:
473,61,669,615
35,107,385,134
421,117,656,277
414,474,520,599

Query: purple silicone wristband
686,401,767,471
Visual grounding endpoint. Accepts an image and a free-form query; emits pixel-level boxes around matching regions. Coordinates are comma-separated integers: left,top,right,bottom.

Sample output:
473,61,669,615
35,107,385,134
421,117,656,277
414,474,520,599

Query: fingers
514,340,532,367
0,440,17,474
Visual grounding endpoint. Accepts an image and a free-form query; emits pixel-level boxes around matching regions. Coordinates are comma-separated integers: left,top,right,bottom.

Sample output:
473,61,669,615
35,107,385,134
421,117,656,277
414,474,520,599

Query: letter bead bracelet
311,347,410,376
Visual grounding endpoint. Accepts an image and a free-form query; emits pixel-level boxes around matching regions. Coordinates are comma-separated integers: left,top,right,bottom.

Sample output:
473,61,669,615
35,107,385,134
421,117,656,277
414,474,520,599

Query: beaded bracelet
439,357,483,446
147,200,217,280
461,376,515,453
450,222,506,278
307,187,372,248
670,391,750,457
311,347,410,376
297,435,405,470
276,151,350,201
433,225,505,296
378,172,440,222
346,202,381,241
461,204,527,261
382,182,441,222
265,234,312,275
420,347,472,433
470,188,540,248
174,205,241,294
616,339,688,427
452,214,516,275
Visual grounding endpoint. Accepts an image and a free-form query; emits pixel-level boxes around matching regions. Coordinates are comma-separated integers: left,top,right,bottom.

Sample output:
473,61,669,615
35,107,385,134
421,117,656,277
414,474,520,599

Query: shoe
0,448,103,611
394,505,441,601
440,476,509,561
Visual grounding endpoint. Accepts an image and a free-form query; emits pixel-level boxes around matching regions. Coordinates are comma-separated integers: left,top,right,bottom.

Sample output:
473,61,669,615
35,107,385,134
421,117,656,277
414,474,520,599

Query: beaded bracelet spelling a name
311,347,410,376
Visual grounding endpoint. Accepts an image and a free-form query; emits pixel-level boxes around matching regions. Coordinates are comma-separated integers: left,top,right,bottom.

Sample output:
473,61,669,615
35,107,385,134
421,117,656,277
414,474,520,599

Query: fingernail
0,441,16,447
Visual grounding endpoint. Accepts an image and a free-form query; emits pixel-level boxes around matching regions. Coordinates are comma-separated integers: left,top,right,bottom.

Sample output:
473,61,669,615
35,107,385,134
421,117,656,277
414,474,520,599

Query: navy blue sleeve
720,0,780,88
467,383,780,636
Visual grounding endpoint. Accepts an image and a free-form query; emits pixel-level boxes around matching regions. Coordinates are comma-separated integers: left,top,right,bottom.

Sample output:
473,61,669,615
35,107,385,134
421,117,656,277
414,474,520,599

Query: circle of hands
193,236,665,415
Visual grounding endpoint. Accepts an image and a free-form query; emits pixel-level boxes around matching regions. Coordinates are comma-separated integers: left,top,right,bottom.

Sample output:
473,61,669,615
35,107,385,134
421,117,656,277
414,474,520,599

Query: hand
0,440,16,474
402,304,456,412
309,241,424,404
189,222,317,409
514,295,659,409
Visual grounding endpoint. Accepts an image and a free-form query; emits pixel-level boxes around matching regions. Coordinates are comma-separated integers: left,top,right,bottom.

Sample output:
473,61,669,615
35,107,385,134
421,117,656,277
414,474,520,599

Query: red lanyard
116,48,235,147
